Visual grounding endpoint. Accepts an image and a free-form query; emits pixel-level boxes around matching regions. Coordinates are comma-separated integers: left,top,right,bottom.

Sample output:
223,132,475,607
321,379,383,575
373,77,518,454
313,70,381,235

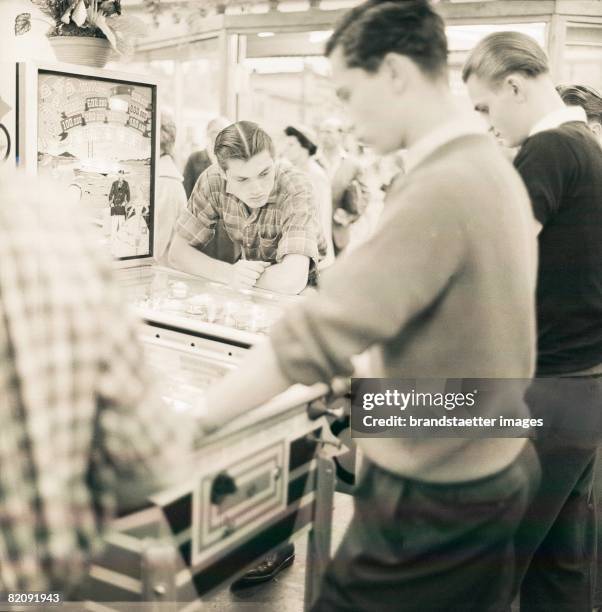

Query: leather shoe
231,543,295,588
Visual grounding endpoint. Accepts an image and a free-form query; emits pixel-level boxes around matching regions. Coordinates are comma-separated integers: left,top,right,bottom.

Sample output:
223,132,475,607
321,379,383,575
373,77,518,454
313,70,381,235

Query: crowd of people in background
164,75,602,289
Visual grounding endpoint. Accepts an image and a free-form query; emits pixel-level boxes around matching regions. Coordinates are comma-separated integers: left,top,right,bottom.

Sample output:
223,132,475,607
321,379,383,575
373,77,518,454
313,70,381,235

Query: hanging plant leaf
15,13,32,36
72,0,87,26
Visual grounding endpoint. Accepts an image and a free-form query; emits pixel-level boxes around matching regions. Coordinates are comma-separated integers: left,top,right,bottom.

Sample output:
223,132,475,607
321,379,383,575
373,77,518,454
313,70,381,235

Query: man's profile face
329,47,404,155
466,74,530,148
224,150,276,209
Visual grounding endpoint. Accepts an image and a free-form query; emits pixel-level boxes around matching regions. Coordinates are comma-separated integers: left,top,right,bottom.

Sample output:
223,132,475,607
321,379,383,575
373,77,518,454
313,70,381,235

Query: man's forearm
255,256,309,295
168,233,231,283
201,341,291,432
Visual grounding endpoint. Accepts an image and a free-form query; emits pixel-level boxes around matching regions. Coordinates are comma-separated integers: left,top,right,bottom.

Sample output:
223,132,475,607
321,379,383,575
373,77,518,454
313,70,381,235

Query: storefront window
239,54,338,139
238,22,548,133
562,23,602,92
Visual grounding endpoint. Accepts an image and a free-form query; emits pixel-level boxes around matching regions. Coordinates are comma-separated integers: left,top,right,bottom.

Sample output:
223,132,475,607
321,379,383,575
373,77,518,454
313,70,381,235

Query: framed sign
17,62,158,265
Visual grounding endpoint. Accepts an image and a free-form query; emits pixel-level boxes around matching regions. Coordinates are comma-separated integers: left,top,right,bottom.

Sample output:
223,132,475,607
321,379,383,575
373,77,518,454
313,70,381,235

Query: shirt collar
404,117,486,174
529,105,587,137
266,160,285,205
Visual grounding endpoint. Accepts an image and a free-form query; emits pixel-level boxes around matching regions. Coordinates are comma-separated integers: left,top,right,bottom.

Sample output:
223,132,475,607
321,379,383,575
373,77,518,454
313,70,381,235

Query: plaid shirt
0,170,190,592
176,160,326,271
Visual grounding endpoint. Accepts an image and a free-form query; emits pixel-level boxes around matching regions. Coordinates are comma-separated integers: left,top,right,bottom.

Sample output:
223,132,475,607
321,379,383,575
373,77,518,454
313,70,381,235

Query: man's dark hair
557,84,602,124
325,0,448,78
214,121,275,171
462,32,549,86
284,126,317,156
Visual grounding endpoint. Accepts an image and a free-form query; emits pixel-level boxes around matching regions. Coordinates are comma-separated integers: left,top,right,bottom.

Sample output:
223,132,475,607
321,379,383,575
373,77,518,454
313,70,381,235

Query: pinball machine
79,326,340,611
74,265,345,611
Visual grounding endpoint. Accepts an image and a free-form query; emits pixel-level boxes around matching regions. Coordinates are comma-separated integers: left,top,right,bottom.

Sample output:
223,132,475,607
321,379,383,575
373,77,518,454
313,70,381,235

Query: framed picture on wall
16,62,158,265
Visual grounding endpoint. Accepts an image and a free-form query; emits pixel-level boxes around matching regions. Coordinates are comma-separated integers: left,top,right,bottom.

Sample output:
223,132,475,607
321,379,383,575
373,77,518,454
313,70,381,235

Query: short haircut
325,0,448,78
557,84,602,124
462,31,549,86
284,126,317,156
160,112,177,157
213,121,275,171
206,116,230,139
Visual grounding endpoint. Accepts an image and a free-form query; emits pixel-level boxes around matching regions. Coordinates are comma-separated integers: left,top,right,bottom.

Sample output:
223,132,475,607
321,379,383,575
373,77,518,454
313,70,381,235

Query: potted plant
24,1,146,67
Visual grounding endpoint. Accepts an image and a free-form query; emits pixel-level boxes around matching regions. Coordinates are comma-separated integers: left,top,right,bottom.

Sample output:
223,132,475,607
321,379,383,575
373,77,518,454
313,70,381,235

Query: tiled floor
203,492,355,612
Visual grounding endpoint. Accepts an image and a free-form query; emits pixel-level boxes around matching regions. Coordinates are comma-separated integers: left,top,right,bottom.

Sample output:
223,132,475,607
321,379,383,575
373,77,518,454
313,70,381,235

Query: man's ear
590,121,602,139
504,74,528,103
382,53,411,95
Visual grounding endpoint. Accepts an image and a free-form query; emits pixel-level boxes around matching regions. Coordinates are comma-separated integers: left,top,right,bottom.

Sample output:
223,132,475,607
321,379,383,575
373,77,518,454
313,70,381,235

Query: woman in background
155,113,187,264
282,124,335,269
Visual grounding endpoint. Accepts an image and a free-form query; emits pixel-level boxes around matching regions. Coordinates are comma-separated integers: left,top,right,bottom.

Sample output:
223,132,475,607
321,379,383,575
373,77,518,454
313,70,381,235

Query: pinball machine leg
141,539,178,612
304,454,336,612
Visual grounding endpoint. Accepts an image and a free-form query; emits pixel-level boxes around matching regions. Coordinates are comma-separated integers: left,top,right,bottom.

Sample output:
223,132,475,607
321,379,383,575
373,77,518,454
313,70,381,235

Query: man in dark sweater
198,2,540,610
464,32,602,612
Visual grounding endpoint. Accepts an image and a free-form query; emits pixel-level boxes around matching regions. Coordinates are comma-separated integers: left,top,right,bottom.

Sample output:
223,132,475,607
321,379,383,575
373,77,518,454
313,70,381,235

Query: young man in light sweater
464,32,602,612
200,1,540,610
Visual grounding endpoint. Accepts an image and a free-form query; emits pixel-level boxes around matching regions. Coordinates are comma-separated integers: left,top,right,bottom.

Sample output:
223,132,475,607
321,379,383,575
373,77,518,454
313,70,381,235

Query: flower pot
49,36,112,68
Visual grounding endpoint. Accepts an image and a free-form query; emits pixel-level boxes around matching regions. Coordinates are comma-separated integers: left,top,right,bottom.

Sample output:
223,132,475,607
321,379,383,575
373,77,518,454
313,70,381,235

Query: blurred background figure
346,148,404,253
282,124,334,269
557,84,602,146
375,150,406,195
183,116,236,263
183,116,230,197
0,167,191,595
155,112,187,264
315,117,370,255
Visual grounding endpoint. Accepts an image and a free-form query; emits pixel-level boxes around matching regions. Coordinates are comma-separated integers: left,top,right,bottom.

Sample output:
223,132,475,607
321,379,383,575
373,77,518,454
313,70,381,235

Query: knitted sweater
271,130,537,483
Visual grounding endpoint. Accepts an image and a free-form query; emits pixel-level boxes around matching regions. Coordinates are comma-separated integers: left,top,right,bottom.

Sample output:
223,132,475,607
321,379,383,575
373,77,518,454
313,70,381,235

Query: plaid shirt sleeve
0,169,196,591
276,168,323,269
175,167,222,248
